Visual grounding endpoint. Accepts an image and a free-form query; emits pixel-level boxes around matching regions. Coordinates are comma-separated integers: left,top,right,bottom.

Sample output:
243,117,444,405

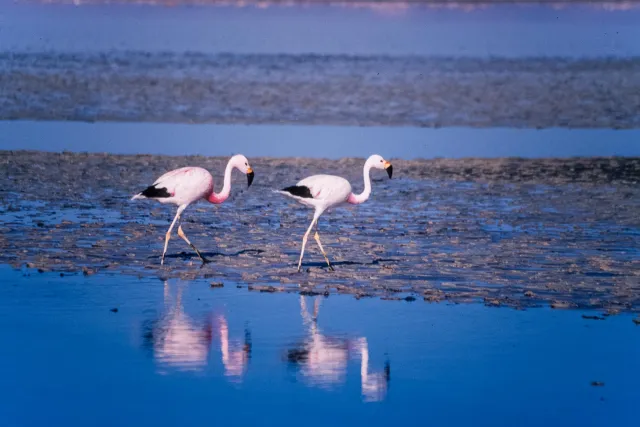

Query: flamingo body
281,174,352,210
131,154,254,265
135,167,214,206
278,154,392,271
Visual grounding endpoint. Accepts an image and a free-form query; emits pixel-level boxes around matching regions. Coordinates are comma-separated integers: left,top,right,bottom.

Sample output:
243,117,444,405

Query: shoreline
5,265,640,319
2,151,639,312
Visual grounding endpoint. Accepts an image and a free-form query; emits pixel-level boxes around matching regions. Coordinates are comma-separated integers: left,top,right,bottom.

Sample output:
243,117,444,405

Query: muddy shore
3,53,640,128
1,151,639,311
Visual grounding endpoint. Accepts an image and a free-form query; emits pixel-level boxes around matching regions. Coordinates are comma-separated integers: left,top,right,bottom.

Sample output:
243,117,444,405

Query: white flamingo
277,154,392,271
131,154,254,265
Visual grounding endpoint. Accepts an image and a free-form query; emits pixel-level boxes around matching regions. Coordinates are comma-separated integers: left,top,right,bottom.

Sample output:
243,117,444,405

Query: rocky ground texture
2,151,639,312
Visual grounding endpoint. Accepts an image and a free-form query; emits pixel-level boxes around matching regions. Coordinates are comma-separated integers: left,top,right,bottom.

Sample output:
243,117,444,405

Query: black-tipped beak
384,162,393,179
246,168,255,187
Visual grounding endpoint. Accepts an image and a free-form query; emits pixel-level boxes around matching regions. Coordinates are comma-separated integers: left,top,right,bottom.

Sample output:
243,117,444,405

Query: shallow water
2,121,640,158
0,267,638,426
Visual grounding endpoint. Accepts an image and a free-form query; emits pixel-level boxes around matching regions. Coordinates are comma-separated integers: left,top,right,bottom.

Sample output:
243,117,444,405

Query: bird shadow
300,258,398,270
150,248,265,261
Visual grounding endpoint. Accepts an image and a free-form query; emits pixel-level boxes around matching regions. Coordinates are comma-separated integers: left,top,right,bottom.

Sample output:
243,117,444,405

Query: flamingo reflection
286,296,390,402
218,314,251,380
142,281,250,381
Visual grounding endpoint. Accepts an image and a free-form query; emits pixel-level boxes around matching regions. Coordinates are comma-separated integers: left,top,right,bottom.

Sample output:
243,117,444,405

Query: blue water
0,2,639,57
0,267,638,426
1,121,639,158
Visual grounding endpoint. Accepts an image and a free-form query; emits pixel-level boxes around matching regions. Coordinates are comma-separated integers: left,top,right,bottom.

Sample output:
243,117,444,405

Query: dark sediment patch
1,151,639,311
2,52,640,128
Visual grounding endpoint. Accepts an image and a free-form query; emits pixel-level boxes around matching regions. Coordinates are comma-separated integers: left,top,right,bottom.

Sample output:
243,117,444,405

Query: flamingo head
367,154,393,179
231,154,255,187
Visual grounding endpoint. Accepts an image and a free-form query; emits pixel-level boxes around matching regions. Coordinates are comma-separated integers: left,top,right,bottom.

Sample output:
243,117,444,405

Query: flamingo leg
161,205,186,266
297,212,321,272
177,224,209,264
313,222,334,271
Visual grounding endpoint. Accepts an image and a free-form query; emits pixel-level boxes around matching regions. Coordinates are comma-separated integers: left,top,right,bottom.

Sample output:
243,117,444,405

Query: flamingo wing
139,167,212,203
296,175,352,202
153,167,194,186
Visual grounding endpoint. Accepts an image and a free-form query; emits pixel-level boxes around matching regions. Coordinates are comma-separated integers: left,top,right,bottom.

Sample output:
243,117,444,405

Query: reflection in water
219,315,251,381
286,296,390,402
142,282,250,381
141,284,386,398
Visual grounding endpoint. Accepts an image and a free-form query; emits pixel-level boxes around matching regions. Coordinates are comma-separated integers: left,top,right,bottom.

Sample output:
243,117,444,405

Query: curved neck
348,162,372,204
207,159,235,204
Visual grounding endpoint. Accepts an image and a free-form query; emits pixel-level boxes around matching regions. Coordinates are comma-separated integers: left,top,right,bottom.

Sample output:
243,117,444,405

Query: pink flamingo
277,154,392,271
131,154,254,265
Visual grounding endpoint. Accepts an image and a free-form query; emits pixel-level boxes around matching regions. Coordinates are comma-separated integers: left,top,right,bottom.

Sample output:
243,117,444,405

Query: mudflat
2,151,639,311
3,53,640,128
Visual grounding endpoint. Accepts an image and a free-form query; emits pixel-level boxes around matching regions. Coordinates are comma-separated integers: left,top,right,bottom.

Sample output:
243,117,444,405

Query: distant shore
3,53,639,128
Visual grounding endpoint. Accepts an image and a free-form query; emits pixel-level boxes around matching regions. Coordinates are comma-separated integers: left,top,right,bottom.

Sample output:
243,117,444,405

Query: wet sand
2,151,639,312
3,53,640,128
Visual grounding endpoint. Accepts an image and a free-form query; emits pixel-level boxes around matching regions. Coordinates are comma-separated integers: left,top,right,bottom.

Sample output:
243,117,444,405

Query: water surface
2,121,640,158
0,267,638,426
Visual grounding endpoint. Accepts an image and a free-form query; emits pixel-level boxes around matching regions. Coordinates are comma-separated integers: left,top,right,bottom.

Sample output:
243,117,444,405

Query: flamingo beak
246,167,254,187
384,161,393,179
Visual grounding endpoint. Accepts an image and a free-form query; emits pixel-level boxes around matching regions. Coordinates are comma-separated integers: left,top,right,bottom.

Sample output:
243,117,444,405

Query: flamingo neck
348,162,373,204
207,159,235,204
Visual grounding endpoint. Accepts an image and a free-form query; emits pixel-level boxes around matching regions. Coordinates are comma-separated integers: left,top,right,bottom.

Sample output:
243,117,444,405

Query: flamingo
131,154,254,265
277,154,392,271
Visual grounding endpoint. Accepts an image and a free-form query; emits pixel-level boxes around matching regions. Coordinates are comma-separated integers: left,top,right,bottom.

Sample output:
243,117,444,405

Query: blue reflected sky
0,267,638,426
1,121,639,158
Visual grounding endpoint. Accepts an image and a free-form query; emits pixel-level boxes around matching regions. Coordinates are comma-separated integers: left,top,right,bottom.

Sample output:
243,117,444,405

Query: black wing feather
141,185,171,198
282,185,313,199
